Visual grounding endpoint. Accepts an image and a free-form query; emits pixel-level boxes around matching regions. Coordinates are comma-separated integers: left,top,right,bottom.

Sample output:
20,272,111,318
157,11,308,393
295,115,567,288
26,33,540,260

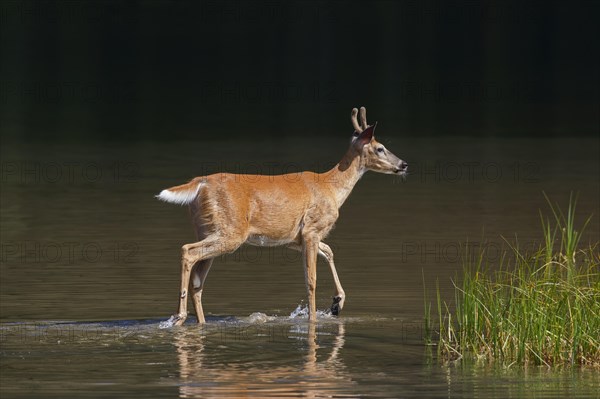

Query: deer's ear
354,122,376,146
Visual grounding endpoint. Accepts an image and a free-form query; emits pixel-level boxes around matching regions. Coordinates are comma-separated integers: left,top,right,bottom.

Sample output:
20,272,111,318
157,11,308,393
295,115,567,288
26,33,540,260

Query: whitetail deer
157,107,407,326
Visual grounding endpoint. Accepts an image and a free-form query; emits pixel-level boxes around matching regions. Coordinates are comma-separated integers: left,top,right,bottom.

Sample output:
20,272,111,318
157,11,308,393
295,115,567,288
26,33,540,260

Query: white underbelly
245,234,293,247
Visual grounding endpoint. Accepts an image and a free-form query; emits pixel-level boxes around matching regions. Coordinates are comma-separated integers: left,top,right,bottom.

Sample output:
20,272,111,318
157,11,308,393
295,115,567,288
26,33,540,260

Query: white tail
156,178,204,205
157,107,408,326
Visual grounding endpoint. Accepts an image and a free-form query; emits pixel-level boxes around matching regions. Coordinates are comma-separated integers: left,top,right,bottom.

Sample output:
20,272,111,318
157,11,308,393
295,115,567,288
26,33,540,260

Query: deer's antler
351,106,369,133
351,108,361,132
359,107,368,130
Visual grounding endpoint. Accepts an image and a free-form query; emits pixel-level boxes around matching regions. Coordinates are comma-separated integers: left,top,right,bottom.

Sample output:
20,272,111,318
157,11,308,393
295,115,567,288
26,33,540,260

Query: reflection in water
174,321,350,398
1,318,599,398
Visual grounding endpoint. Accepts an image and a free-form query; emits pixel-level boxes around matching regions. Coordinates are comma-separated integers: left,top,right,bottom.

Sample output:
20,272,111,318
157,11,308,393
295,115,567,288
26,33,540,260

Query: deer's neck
323,147,365,208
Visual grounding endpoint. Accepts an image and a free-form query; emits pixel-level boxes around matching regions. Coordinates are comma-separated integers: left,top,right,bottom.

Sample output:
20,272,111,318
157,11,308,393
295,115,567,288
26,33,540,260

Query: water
1,137,599,398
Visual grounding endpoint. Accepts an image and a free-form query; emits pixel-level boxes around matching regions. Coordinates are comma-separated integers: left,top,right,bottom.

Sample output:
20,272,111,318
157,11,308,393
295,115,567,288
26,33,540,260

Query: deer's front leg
318,242,346,315
303,237,319,322
289,242,346,316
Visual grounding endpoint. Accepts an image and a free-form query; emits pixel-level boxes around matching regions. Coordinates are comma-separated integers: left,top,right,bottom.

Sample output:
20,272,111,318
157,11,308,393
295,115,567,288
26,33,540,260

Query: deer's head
350,107,408,176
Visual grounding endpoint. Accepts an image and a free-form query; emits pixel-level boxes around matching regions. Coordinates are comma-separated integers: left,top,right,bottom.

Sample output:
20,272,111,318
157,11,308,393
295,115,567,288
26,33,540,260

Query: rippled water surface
1,137,599,398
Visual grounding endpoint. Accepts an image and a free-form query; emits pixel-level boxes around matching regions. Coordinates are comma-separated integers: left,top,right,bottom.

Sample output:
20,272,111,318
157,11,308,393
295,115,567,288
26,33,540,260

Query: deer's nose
399,161,408,171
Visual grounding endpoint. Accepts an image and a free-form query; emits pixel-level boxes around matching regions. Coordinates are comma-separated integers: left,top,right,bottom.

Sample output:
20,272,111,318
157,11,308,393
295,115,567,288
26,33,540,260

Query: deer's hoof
331,296,343,316
172,313,187,326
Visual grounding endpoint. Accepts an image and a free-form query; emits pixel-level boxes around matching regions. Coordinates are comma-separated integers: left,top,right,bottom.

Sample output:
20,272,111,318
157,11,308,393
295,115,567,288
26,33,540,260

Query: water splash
289,304,333,320
157,306,333,328
246,312,275,323
158,315,178,329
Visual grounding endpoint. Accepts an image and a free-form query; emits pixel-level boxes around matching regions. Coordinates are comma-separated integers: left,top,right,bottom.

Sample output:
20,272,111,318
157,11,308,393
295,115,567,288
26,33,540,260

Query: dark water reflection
2,317,599,398
1,137,599,397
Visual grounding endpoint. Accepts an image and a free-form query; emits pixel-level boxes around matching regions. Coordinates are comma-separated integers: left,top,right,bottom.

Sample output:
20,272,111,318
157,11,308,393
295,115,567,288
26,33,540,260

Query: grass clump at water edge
425,194,600,368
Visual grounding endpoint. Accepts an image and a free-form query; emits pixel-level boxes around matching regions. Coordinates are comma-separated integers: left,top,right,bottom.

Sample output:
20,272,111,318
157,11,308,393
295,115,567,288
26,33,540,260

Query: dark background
1,0,599,141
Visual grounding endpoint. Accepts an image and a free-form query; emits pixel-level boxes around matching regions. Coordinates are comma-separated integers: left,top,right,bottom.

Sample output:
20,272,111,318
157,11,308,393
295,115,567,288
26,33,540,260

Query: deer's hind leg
171,234,243,326
189,258,214,323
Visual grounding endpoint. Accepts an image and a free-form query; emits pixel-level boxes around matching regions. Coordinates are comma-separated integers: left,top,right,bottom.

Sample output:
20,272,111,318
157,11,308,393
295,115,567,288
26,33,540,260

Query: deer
156,107,407,326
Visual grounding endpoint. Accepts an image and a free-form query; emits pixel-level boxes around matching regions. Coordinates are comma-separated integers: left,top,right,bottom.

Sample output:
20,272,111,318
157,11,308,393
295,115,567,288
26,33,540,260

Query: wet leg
288,242,346,315
171,235,242,326
189,259,214,323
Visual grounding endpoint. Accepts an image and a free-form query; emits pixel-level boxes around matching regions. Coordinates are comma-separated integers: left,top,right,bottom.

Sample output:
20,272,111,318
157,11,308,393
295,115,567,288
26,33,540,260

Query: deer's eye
377,147,384,153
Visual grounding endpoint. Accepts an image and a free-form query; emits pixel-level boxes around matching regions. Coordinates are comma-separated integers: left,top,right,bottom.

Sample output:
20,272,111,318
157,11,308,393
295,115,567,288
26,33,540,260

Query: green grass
426,194,600,368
